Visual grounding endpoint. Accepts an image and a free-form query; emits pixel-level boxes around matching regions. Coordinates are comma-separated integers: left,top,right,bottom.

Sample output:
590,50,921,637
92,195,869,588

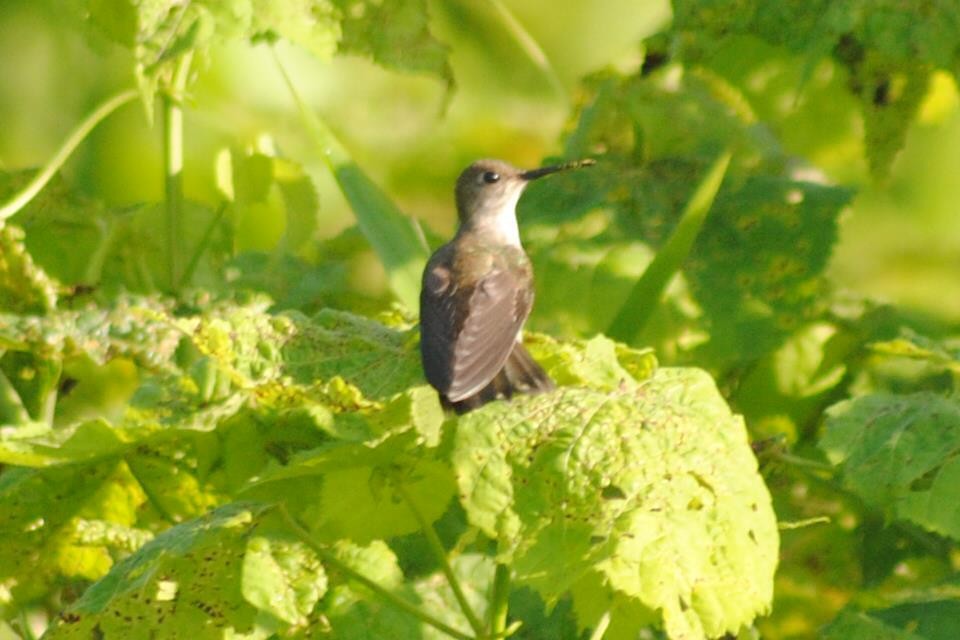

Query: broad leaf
454,363,779,638
43,503,326,638
821,392,960,540
670,0,960,176
524,66,852,371
0,461,141,604
333,0,452,85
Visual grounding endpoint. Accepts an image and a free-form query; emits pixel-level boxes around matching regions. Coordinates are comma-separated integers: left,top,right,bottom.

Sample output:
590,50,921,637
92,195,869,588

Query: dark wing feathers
420,260,459,391
420,249,533,402
444,343,554,414
446,268,529,400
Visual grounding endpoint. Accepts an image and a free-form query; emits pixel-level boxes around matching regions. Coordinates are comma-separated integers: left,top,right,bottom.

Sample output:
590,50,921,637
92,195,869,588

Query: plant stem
0,89,138,222
775,452,835,474
394,480,486,638
778,516,831,530
277,505,474,640
162,53,193,293
488,563,510,636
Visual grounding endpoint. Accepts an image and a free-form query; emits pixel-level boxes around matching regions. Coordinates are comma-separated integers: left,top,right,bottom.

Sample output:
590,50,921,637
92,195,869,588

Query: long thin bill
520,158,596,181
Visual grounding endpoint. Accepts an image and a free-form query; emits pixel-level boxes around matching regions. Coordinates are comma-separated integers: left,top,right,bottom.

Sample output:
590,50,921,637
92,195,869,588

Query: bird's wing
420,260,532,402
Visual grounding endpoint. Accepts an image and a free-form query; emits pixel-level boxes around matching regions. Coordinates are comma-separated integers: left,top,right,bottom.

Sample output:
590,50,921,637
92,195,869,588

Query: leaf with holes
669,0,960,176
43,503,326,638
453,364,778,638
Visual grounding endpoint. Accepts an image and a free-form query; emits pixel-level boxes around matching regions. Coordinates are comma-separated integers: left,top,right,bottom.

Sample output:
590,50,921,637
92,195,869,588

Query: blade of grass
607,151,731,343
0,89,139,223
485,0,566,100
272,47,429,312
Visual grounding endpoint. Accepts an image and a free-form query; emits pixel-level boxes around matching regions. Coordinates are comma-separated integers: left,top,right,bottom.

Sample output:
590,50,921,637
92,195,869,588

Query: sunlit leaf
43,503,325,638
454,363,779,638
332,0,452,85
670,0,960,176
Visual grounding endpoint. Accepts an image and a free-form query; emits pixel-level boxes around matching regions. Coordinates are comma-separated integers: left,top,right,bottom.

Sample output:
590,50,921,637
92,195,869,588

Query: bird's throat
458,200,523,248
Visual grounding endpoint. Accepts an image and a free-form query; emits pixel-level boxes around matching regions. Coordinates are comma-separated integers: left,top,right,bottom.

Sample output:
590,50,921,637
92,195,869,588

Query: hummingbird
419,157,595,413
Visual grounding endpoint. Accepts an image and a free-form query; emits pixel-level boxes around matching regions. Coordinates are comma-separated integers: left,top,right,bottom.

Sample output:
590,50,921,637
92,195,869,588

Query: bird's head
453,158,594,245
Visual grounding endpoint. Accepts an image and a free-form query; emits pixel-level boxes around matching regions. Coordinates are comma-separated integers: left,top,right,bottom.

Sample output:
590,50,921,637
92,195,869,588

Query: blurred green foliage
2,0,960,639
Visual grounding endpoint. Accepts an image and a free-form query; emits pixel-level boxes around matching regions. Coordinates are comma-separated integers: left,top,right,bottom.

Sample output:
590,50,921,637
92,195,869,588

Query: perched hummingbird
420,158,594,413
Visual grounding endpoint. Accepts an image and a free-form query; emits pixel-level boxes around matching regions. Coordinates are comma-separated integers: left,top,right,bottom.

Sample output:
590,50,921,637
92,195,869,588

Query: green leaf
0,461,137,604
0,301,181,368
43,503,325,638
0,419,126,467
216,148,321,255
332,0,452,85
821,392,960,540
865,596,960,640
526,232,704,360
125,446,223,523
323,539,423,638
732,321,849,442
321,541,492,639
250,0,340,59
453,365,779,638
11,178,228,293
526,67,852,370
690,176,852,365
332,164,430,311
281,309,423,398
868,329,960,389
248,385,449,543
821,609,923,640
242,534,327,626
669,0,960,176
526,333,655,390
311,456,454,543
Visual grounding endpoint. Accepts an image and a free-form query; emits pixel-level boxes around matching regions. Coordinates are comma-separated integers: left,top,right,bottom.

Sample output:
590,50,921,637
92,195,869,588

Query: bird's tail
444,343,554,414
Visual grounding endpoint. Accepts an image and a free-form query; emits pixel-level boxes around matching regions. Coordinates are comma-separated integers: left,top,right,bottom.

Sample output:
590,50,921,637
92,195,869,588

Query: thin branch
775,452,836,474
394,480,486,637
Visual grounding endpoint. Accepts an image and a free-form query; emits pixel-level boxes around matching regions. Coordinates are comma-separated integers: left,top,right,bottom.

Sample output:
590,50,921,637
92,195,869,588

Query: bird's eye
482,171,500,184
